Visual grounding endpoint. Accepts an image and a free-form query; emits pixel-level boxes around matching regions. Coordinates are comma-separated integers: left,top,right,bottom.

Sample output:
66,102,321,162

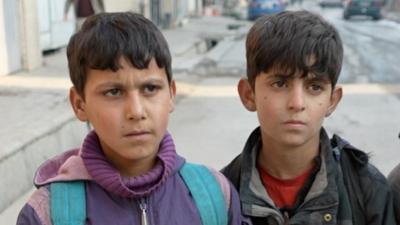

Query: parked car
343,0,384,20
319,0,343,7
248,0,286,20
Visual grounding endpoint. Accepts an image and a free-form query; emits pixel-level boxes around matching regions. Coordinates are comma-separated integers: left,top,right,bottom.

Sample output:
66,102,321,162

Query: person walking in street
222,10,397,225
64,0,105,30
388,163,400,224
16,12,246,225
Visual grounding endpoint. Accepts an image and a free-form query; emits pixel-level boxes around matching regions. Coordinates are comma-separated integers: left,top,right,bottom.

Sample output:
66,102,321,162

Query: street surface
170,4,400,175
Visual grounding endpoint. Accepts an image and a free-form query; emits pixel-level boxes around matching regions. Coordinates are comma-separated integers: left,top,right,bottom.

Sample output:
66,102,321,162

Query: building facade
0,0,202,76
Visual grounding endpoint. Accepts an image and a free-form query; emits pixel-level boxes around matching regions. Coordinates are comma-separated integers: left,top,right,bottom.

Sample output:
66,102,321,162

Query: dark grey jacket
388,163,400,224
222,127,397,225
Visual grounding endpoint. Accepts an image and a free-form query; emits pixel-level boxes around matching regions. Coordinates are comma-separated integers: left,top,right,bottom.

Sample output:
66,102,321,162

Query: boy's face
238,69,342,148
70,58,175,176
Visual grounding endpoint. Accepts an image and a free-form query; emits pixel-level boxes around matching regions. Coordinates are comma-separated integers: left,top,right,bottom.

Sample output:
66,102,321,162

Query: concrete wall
0,0,43,76
161,0,203,28
0,0,23,76
0,118,88,213
0,0,202,77
104,0,143,13
0,1,8,76
188,0,203,16
1,0,150,77
19,0,42,71
103,0,151,18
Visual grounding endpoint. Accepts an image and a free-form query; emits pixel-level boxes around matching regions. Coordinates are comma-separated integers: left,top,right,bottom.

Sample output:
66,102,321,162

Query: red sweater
258,164,314,209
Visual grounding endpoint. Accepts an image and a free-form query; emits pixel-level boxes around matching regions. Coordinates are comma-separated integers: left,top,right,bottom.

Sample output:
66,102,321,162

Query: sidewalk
0,15,249,223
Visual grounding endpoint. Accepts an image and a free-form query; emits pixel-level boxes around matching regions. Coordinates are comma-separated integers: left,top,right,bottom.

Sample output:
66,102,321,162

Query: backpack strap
50,181,86,225
179,163,228,225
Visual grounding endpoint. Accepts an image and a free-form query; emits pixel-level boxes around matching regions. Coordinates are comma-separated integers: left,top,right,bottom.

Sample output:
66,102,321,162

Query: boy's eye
104,88,121,96
143,84,161,94
272,80,287,88
308,84,324,92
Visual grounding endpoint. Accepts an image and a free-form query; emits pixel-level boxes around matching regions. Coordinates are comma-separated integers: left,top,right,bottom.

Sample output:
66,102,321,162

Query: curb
0,118,87,214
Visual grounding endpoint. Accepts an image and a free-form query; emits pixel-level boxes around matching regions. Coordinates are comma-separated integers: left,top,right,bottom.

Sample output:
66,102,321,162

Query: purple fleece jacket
16,131,246,225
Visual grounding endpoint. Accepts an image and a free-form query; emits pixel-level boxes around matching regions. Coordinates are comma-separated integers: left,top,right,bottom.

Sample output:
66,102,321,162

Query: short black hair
67,12,172,97
246,10,343,89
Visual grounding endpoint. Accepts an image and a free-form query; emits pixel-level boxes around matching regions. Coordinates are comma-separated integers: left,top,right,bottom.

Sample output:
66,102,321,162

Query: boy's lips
123,130,151,137
283,120,306,126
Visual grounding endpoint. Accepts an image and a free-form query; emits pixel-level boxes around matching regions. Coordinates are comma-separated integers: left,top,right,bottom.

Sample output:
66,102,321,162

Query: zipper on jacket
283,211,289,225
139,198,149,225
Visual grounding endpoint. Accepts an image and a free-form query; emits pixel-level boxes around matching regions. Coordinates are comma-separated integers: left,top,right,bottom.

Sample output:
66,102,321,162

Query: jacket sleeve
362,164,397,225
16,187,51,225
16,204,44,225
227,182,252,225
388,164,400,224
207,167,250,225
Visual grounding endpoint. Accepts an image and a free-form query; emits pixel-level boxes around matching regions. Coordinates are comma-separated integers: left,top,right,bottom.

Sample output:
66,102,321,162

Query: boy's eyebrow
268,73,293,79
268,72,331,84
94,76,166,90
94,82,124,90
142,76,166,84
304,75,331,83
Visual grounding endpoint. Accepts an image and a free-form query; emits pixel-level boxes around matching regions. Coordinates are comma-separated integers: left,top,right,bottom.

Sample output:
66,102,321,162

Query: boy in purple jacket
17,12,245,225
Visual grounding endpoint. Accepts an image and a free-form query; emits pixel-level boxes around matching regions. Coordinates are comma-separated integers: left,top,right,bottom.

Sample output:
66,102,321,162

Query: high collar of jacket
81,130,177,198
238,127,341,220
34,130,181,198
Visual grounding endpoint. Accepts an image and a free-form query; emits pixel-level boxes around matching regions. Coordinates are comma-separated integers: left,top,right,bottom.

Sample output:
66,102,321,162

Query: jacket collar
239,127,341,221
81,130,177,198
34,130,181,199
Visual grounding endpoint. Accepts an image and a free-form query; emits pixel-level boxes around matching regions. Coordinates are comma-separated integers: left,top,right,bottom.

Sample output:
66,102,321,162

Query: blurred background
1,0,400,223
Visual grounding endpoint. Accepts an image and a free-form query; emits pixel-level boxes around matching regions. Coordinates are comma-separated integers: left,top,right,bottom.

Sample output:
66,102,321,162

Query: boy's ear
326,85,343,117
168,80,177,113
69,87,88,121
237,78,256,112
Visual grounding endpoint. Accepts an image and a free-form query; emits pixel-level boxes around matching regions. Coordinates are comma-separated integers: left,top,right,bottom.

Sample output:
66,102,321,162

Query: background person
64,0,105,30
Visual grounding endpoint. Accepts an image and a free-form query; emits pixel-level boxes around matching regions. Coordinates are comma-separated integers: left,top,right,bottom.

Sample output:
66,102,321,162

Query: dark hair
246,10,343,89
67,12,172,97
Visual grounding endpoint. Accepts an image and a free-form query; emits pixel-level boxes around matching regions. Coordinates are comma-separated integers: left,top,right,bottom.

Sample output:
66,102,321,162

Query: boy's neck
257,137,319,180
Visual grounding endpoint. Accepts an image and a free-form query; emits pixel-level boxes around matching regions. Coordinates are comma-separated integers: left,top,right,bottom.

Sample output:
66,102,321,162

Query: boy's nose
287,87,306,112
125,93,145,120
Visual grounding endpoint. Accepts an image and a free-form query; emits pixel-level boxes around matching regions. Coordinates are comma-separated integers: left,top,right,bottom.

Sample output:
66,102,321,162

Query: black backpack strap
332,135,367,225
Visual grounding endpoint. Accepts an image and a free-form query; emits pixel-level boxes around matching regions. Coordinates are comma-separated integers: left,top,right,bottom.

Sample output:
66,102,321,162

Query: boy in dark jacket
17,12,244,225
222,10,396,225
